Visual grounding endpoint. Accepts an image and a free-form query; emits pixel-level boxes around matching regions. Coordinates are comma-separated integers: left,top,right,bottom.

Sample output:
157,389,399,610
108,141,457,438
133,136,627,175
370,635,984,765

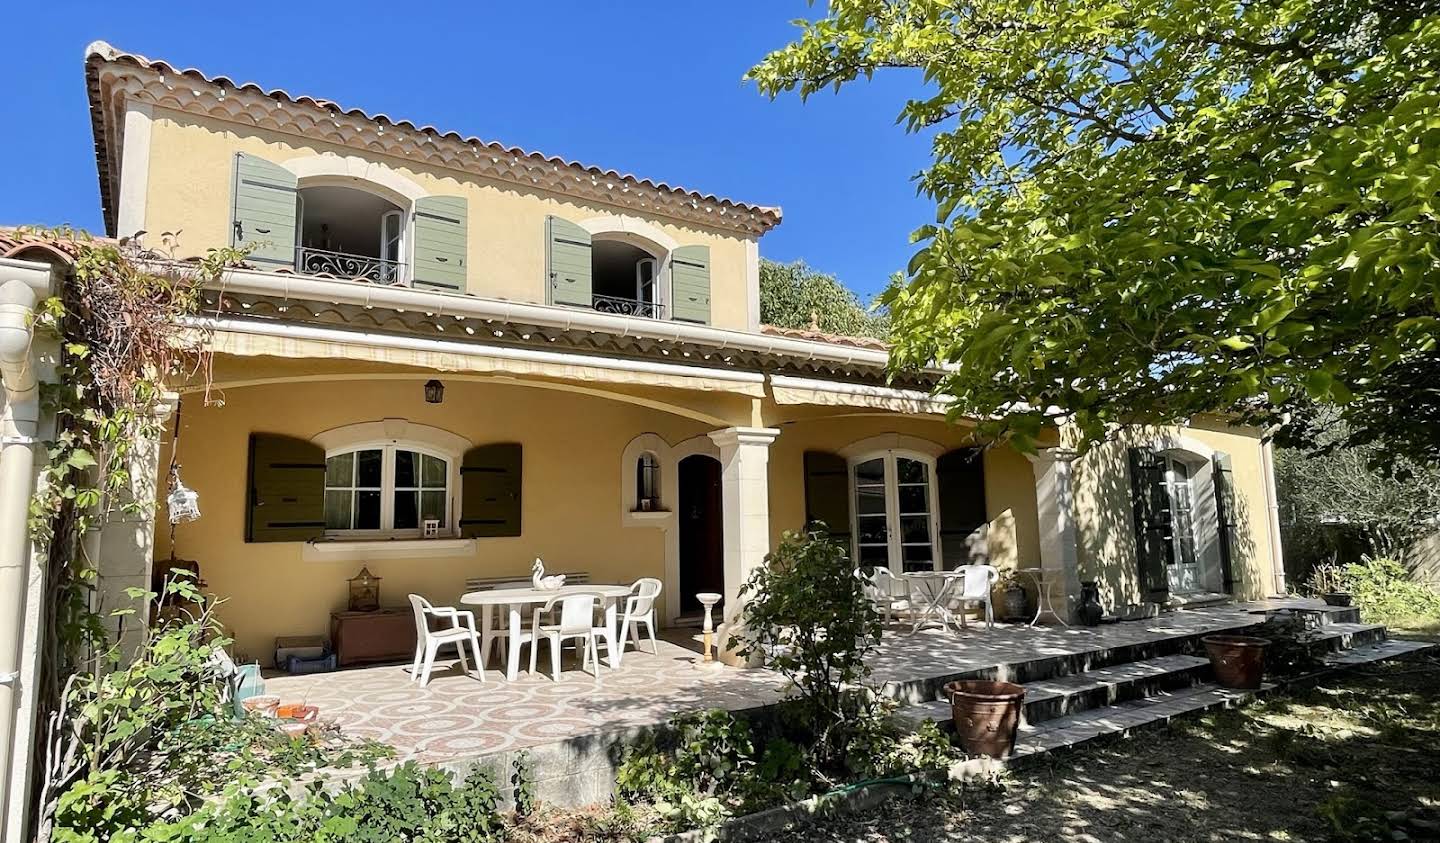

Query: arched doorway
678,454,724,615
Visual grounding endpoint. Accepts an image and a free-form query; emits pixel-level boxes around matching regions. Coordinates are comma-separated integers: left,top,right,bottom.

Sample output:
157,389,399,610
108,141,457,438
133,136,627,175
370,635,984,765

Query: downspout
1261,434,1287,596
0,258,57,843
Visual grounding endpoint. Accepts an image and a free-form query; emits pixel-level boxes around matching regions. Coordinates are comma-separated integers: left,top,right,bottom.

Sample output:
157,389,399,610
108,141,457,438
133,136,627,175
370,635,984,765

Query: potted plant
999,571,1030,622
1307,562,1353,607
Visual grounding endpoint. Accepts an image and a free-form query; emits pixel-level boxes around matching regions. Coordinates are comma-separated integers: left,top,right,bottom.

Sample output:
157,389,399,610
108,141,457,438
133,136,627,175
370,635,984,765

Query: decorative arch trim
311,418,470,456
576,215,680,254
280,154,429,204
838,433,947,462
1150,432,1219,465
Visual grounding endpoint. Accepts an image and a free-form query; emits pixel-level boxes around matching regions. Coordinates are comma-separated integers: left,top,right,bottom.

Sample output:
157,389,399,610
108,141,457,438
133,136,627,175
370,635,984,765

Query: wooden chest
330,608,417,667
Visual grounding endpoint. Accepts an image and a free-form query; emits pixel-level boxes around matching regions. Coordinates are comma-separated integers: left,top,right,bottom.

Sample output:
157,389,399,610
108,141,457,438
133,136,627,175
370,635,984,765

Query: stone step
1300,622,1387,654
1020,653,1212,724
880,621,1265,706
944,639,1435,781
894,653,1213,731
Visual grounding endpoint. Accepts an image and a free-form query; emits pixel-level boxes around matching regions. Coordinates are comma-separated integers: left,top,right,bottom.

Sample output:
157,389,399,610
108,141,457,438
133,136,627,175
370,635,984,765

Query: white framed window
849,451,940,574
324,444,452,537
1159,455,1202,592
635,451,661,511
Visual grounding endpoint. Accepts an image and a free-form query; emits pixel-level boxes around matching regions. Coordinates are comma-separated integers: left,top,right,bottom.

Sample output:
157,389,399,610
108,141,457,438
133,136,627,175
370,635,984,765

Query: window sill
302,537,475,562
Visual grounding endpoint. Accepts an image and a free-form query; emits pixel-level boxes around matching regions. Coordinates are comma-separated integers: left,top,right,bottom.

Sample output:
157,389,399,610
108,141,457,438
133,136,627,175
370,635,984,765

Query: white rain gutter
207,266,894,369
181,315,770,389
0,258,58,843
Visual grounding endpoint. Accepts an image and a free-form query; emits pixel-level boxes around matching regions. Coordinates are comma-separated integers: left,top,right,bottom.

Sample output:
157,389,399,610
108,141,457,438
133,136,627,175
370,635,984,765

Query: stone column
93,393,177,663
707,426,779,666
1026,448,1081,623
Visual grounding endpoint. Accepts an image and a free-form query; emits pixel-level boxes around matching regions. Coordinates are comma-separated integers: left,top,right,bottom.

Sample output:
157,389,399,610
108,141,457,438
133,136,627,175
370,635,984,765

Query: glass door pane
853,458,889,571
895,457,935,572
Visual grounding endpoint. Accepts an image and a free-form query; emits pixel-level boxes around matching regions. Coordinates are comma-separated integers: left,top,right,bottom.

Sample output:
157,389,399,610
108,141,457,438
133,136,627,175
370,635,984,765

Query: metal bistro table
902,570,967,634
461,583,633,681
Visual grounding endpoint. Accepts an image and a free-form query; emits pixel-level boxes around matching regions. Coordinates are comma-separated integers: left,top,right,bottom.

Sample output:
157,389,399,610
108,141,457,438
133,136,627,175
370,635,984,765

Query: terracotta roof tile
761,324,889,350
84,41,782,237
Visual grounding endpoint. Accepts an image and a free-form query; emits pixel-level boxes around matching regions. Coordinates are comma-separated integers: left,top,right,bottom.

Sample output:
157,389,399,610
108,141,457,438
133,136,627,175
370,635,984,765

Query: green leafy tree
750,0,1440,457
759,258,889,339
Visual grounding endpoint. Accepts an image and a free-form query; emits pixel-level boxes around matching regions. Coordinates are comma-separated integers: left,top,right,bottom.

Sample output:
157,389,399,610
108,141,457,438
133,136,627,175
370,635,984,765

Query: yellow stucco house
9,43,1285,673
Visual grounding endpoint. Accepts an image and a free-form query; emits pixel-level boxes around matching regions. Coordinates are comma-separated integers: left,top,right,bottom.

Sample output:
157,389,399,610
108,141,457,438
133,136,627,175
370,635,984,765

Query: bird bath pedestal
695,592,723,672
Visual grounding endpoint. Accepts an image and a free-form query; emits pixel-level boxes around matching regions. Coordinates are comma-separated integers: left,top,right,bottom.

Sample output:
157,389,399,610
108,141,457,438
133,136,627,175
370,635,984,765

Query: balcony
589,293,666,319
296,246,407,286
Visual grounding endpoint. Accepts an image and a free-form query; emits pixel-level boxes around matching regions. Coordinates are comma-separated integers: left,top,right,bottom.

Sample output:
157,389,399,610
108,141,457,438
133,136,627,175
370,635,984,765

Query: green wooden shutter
938,448,989,567
246,433,326,542
546,217,592,307
803,451,852,553
230,153,298,269
460,443,523,538
670,245,711,324
1128,447,1171,603
1213,452,1238,593
411,196,467,292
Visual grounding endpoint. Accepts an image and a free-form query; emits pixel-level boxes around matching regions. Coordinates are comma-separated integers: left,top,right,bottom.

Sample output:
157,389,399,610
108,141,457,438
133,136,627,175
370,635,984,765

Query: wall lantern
423,379,445,404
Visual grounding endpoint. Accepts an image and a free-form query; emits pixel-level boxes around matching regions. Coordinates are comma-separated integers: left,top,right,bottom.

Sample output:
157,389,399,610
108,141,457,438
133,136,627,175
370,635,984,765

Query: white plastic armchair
949,565,1000,630
408,594,484,687
529,590,606,683
616,577,661,656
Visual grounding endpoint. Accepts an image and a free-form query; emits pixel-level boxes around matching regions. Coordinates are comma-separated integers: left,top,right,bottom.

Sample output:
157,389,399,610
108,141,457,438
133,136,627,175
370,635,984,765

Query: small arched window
635,452,661,512
325,445,451,535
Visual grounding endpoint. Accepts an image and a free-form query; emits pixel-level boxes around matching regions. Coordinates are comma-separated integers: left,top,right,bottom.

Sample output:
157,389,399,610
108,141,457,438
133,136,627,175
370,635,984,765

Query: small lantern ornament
424,379,445,404
348,567,381,612
166,479,201,524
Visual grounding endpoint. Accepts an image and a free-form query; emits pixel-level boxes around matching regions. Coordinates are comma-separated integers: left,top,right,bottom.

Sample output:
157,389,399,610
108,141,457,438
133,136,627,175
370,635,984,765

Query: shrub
68,763,506,843
1345,557,1440,628
730,526,883,769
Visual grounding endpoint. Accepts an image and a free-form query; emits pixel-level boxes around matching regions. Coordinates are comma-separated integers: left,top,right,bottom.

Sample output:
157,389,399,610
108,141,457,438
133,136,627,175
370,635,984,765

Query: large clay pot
1322,592,1353,608
945,680,1026,758
1202,635,1270,689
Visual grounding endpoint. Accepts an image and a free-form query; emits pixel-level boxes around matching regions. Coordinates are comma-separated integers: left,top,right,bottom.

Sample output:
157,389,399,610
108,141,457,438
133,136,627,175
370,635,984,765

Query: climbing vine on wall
21,227,243,696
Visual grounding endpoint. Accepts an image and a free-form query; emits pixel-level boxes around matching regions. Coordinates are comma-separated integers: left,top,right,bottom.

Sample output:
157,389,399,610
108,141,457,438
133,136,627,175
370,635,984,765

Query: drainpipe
1261,435,1287,596
0,258,58,843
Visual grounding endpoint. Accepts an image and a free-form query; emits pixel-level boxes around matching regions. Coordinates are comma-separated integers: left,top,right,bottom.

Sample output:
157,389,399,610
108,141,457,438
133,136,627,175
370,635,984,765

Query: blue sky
0,2,934,300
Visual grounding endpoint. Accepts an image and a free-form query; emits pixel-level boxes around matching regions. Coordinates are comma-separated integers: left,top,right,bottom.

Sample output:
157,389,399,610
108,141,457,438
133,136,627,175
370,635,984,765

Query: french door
1161,457,1202,592
852,453,939,574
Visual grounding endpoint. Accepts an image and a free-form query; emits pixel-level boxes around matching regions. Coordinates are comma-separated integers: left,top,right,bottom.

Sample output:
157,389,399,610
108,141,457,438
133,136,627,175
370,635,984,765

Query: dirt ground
764,650,1440,843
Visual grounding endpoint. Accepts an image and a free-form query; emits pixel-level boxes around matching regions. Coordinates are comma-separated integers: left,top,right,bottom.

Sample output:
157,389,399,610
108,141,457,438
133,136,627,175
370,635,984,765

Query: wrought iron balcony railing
297,246,407,285
590,294,665,319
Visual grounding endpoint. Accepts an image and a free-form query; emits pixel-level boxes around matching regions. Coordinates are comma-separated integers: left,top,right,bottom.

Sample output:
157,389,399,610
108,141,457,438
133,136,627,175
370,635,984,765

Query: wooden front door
678,454,724,614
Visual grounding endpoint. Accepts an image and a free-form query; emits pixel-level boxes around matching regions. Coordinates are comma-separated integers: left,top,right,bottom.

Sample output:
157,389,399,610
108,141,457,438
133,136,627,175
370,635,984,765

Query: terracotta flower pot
240,695,280,717
1202,635,1269,689
945,679,1026,758
276,703,319,723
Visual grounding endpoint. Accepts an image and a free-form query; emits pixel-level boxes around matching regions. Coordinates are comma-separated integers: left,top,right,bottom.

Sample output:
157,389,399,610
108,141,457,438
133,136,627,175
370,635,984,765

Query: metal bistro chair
857,566,914,631
407,594,484,687
529,590,607,684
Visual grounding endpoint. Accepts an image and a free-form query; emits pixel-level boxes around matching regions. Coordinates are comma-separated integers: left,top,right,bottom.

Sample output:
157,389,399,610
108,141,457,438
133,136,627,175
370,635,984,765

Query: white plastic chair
529,590,606,684
857,567,913,630
948,565,1000,629
614,577,662,656
408,594,484,687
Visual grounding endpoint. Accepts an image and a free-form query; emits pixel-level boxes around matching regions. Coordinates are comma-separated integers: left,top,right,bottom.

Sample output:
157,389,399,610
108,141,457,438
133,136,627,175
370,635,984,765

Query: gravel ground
757,652,1440,843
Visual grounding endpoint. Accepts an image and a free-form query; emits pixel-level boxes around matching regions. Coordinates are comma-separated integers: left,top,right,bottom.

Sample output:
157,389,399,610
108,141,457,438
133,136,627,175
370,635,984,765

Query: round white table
461,584,633,681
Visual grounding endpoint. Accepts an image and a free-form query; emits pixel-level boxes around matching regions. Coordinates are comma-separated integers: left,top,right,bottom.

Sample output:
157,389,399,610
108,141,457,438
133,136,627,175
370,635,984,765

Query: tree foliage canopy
751,0,1440,457
759,258,889,339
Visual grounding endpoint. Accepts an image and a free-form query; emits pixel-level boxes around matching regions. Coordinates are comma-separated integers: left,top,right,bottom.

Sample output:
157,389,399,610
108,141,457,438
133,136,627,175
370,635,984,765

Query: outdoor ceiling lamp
424,379,445,404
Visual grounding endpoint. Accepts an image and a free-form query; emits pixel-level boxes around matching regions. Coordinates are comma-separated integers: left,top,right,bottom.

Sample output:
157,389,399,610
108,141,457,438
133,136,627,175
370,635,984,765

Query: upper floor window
298,185,407,284
851,452,940,574
593,239,662,318
325,445,450,535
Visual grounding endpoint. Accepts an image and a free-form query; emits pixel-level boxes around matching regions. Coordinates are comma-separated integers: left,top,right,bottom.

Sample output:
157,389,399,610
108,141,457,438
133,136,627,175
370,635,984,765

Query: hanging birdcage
166,478,201,524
